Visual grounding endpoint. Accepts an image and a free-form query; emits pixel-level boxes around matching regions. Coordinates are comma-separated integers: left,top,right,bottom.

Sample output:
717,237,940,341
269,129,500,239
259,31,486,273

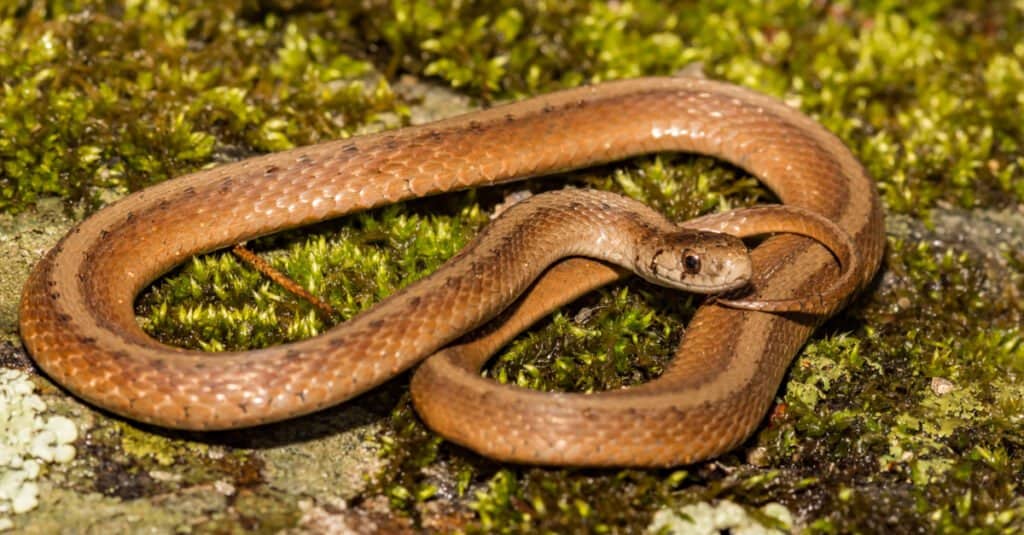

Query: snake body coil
19,77,884,466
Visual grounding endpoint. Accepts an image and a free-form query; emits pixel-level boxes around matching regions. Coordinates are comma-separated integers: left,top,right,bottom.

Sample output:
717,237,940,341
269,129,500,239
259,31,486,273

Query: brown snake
19,77,885,467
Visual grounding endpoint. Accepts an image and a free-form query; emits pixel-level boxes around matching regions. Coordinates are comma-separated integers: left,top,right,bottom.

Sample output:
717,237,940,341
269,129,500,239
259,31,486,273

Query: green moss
3,1,1023,216
112,421,210,468
137,194,489,349
373,399,450,513
6,0,1024,533
465,468,689,533
744,235,1024,531
0,1,402,213
366,1,1024,213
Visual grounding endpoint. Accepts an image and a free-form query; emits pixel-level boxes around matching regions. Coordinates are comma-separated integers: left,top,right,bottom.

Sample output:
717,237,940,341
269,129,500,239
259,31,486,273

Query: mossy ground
1,1,1022,533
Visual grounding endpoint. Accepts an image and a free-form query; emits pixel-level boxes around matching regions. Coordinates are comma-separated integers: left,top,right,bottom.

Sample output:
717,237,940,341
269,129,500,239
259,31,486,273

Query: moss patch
3,1,1023,533
1,1,402,213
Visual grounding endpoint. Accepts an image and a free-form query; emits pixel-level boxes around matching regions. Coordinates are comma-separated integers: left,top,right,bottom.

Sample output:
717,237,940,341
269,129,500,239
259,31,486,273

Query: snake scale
19,77,885,467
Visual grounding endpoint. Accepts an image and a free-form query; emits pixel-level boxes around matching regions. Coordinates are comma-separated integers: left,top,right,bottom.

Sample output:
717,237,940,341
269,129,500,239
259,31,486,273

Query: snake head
635,230,751,293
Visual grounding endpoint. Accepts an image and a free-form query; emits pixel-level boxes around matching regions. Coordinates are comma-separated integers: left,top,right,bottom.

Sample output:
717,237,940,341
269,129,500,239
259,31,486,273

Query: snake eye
682,251,701,274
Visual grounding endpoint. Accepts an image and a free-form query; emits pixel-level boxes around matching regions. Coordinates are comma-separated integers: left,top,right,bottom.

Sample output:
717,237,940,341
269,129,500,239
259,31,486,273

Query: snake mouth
656,274,750,295
689,277,751,295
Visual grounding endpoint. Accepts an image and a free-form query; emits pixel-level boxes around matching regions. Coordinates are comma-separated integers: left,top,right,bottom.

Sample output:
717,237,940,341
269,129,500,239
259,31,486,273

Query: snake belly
18,77,885,466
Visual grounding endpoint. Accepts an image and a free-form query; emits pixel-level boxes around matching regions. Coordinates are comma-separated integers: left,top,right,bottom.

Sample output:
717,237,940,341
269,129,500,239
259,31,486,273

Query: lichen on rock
0,368,77,525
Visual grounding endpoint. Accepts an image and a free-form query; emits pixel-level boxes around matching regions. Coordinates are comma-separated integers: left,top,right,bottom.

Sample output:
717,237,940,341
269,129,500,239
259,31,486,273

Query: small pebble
214,480,236,496
930,377,955,395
